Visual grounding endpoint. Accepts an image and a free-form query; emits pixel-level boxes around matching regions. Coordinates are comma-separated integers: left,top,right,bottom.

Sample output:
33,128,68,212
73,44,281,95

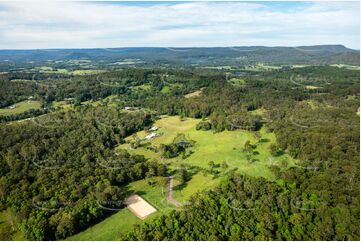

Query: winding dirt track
167,176,182,207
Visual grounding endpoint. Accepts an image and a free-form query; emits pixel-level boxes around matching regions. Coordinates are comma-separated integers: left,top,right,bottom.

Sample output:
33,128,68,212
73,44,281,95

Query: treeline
0,106,167,240
0,68,223,109
0,109,48,123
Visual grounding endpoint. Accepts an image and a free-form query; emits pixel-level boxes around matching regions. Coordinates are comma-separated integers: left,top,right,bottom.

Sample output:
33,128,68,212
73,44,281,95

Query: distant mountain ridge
0,45,359,66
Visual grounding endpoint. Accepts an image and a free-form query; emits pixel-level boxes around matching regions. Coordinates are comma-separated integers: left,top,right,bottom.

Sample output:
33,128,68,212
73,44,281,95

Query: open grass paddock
70,114,297,240
118,115,296,179
0,100,42,116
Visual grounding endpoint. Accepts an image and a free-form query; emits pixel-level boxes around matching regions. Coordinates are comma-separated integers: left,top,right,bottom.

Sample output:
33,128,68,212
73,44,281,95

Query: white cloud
0,1,359,49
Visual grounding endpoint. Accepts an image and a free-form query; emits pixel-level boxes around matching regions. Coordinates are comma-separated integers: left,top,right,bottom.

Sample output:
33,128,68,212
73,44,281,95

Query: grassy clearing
112,60,145,65
172,173,220,203
291,64,309,68
249,108,267,116
0,100,42,116
244,64,282,71
125,177,174,212
0,209,25,241
330,64,360,71
31,67,106,75
161,86,171,94
70,70,106,75
68,209,139,241
69,177,173,241
201,66,233,70
118,115,296,180
50,100,73,110
132,84,152,91
305,85,320,90
228,78,245,86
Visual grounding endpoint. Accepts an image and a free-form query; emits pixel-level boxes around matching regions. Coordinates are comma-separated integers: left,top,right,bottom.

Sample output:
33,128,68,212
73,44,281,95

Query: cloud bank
0,1,359,49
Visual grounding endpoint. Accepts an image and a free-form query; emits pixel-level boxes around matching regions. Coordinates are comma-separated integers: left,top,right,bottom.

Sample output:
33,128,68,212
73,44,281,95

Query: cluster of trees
0,106,167,240
160,134,194,159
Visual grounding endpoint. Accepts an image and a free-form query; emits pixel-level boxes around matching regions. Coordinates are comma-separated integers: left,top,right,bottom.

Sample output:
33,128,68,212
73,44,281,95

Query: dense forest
0,64,359,240
0,107,166,240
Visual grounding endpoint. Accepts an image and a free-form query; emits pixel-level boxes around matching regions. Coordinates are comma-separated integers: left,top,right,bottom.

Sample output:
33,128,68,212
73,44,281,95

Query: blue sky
0,1,359,49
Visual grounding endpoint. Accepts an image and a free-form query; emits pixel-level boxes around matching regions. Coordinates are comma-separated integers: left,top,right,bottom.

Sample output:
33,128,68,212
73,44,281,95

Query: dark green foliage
0,106,167,240
195,121,211,131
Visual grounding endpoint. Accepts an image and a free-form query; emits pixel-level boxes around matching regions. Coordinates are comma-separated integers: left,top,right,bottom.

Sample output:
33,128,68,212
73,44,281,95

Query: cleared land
330,64,360,70
67,209,139,241
126,195,157,219
172,173,220,203
228,77,246,86
70,113,297,240
69,177,173,241
184,90,202,98
244,63,282,71
0,100,42,116
30,67,106,75
118,115,296,179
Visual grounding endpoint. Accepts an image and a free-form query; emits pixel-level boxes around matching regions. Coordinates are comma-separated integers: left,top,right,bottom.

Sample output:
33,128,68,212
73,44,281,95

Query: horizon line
0,44,359,51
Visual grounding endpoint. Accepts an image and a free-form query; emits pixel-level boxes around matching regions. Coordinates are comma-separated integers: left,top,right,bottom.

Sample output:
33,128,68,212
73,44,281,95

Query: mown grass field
118,115,296,179
0,100,42,116
172,173,221,203
68,209,139,241
69,177,174,241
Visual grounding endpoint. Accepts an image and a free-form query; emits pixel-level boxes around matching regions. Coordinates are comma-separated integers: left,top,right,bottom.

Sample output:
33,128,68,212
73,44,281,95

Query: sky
0,1,359,49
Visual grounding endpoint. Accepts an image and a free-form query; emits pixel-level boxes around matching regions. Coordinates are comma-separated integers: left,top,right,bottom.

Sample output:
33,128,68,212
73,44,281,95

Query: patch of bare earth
125,195,157,220
184,89,202,98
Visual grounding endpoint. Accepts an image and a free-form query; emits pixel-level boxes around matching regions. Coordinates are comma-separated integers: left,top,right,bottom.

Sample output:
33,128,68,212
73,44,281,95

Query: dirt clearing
125,195,157,220
184,89,203,98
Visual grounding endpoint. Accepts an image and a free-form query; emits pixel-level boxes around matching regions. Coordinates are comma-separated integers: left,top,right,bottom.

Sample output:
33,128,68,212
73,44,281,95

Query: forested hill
0,45,359,67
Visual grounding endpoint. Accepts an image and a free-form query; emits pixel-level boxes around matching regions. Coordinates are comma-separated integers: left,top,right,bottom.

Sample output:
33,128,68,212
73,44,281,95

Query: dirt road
167,176,182,207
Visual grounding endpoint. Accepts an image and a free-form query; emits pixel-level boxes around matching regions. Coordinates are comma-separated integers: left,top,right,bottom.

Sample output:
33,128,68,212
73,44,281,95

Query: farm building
149,126,158,131
125,106,137,111
144,133,159,140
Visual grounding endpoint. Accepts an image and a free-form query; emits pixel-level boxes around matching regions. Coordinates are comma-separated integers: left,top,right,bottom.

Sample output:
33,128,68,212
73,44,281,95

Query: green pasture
0,100,42,116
